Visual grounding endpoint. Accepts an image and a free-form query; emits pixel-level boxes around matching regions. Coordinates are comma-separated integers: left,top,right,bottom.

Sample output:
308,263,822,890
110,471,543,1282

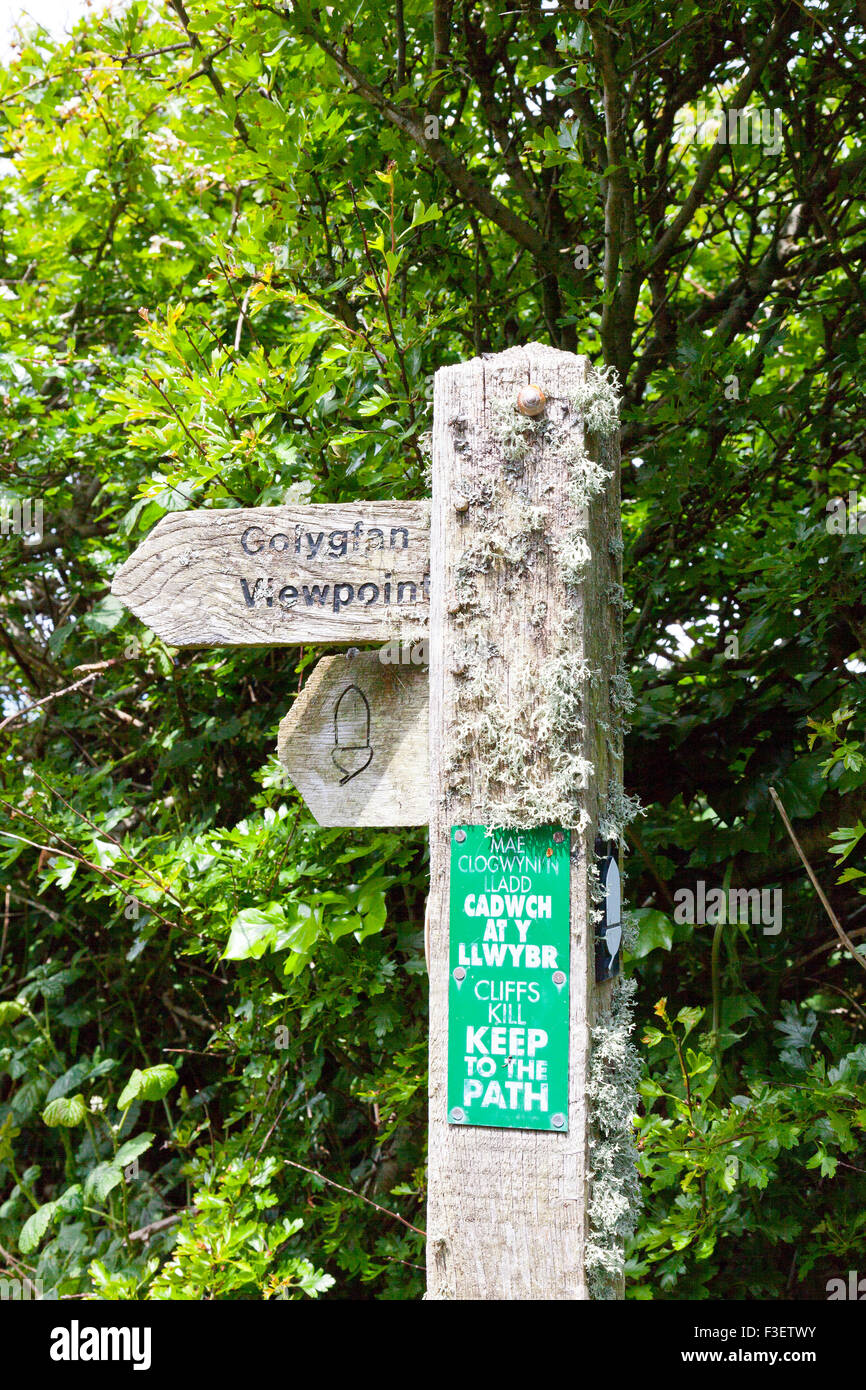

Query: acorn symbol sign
332,684,373,785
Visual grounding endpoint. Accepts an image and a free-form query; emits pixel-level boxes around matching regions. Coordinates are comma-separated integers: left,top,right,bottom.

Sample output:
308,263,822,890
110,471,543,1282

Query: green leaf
42,1093,87,1127
118,1064,178,1108
115,1132,154,1168
19,1200,58,1254
631,909,675,959
84,1161,124,1203
676,1006,704,1040
46,1060,92,1102
357,888,388,941
685,1048,712,1076
223,906,284,960
55,1184,84,1217
83,595,127,633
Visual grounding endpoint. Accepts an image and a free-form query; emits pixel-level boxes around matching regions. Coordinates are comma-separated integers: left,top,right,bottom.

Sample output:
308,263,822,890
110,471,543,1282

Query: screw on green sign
447,825,571,1131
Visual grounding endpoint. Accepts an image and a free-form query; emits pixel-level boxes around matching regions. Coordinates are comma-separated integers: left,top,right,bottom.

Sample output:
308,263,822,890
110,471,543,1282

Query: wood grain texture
277,650,429,826
112,502,430,646
426,344,621,1300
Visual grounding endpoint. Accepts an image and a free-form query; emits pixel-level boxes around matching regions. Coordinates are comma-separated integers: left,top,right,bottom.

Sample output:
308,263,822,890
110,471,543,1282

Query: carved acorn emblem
516,383,546,417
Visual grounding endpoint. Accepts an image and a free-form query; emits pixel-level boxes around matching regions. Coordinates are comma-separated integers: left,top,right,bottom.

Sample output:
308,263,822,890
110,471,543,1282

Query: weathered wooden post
426,344,628,1300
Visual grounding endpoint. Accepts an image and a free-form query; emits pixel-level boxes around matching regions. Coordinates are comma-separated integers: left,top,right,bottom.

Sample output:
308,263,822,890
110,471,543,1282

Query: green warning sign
447,824,571,1132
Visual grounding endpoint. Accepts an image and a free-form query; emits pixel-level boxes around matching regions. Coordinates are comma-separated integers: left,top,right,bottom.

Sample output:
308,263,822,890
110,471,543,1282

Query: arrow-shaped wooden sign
277,649,428,826
111,502,430,646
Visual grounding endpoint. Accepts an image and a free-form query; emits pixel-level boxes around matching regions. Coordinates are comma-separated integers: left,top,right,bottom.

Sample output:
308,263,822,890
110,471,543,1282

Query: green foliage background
0,0,864,1300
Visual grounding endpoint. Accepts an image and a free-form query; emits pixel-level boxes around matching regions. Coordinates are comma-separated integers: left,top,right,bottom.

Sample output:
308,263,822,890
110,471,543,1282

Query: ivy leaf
631,909,674,959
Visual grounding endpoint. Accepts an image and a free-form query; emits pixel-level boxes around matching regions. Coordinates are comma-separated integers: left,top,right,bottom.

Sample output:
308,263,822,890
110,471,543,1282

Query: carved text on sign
111,502,430,645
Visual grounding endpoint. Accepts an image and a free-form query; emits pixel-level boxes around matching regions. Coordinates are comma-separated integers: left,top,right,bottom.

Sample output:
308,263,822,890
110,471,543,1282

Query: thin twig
283,1158,425,1238
0,662,116,733
27,767,188,913
129,1208,195,1242
0,1239,40,1297
769,786,866,975
0,885,10,971
0,811,182,937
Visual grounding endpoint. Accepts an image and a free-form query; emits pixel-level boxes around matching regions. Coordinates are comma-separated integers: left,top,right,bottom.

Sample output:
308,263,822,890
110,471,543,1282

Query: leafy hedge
0,0,863,1300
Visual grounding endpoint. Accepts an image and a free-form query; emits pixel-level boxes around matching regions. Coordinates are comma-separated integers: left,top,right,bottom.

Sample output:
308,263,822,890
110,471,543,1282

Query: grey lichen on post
600,780,644,842
586,970,642,1299
447,646,595,830
427,342,639,1300
441,358,623,833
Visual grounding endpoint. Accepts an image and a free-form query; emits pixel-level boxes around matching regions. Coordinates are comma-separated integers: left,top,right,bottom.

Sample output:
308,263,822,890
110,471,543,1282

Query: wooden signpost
426,344,622,1299
112,343,625,1301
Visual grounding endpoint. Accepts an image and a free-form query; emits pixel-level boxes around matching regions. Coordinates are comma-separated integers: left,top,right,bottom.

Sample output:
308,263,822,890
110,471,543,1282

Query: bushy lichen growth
605,581,631,614
571,363,622,436
446,369,632,837
607,662,637,743
610,660,636,716
456,485,548,579
609,660,637,749
419,429,433,490
551,529,593,586
586,974,643,1300
449,643,594,831
565,446,613,520
488,397,542,473
588,783,643,1298
600,779,645,843
490,378,619,541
